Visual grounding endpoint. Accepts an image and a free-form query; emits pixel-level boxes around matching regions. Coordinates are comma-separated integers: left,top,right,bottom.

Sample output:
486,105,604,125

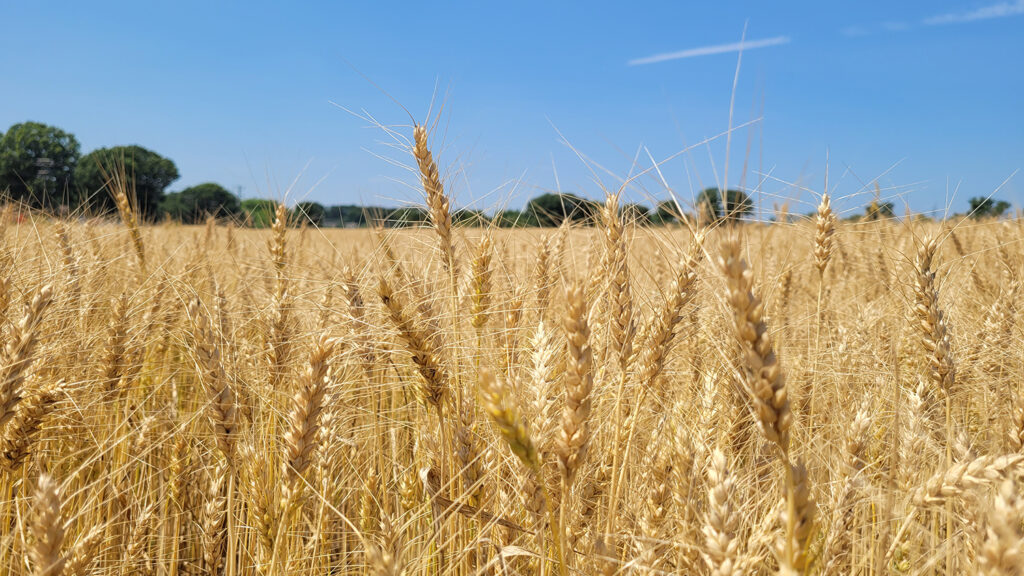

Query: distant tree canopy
491,209,531,228
0,123,782,229
241,198,279,228
161,182,240,224
17,121,1002,230
0,122,80,209
388,207,428,226
453,208,486,225
969,196,1011,219
864,199,895,221
75,145,179,220
621,202,650,224
295,201,325,225
526,193,598,227
696,187,753,222
654,200,678,224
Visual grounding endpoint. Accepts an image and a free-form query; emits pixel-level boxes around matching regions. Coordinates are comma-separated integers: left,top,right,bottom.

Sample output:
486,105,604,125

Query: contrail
628,35,791,66
925,0,1024,25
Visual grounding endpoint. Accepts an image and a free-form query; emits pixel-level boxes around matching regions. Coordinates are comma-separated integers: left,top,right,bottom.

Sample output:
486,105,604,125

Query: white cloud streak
882,21,909,31
841,25,870,37
628,35,791,66
925,0,1024,25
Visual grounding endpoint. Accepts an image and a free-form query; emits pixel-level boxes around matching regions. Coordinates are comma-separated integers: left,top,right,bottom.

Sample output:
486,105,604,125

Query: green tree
387,207,428,227
453,208,486,226
653,200,678,224
621,202,650,224
863,199,895,221
161,182,240,223
295,201,326,225
75,145,179,220
525,193,597,227
492,209,533,228
241,198,279,228
333,205,396,227
968,196,1011,219
0,122,80,209
696,187,753,222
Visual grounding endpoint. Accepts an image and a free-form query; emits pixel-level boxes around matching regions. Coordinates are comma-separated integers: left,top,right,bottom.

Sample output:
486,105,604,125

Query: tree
0,122,80,209
161,182,240,224
295,201,325,226
75,145,179,220
696,187,753,222
968,196,1011,219
241,198,279,228
653,200,678,224
621,202,650,224
492,209,532,228
863,199,895,221
325,204,364,227
387,207,428,227
525,193,598,227
453,208,486,226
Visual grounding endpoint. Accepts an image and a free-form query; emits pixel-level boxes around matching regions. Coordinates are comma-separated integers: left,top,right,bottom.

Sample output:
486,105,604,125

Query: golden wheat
0,152,1022,576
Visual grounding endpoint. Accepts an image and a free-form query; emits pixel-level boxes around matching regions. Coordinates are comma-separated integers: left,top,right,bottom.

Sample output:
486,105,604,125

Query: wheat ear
601,192,635,370
281,335,334,509
636,229,705,392
0,284,53,429
478,368,540,469
412,125,458,276
979,478,1024,575
719,234,792,453
30,473,65,576
378,276,449,409
913,235,956,396
188,299,238,461
470,235,493,331
558,280,593,483
703,448,740,576
1,380,66,471
913,454,1024,506
814,193,837,275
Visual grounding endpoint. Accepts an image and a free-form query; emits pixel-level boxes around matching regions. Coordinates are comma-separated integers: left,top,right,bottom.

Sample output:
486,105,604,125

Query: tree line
1,121,1012,226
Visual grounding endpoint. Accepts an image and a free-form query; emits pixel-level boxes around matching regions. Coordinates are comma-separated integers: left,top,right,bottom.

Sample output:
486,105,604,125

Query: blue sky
1,1,1021,217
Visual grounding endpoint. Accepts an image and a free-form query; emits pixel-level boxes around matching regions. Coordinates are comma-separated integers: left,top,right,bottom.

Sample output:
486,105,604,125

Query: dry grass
2,133,1024,576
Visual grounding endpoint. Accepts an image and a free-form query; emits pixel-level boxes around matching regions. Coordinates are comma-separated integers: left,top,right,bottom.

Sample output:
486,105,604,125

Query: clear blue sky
1,1,1021,217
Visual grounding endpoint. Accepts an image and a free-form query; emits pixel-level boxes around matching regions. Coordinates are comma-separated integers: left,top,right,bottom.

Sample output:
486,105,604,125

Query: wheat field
1,129,1023,576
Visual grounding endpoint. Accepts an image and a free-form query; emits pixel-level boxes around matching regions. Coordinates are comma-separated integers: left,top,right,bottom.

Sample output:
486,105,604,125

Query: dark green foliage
621,202,650,224
75,145,179,220
863,199,895,221
295,201,325,225
453,208,486,225
0,122,80,209
161,182,240,224
319,205,400,227
492,209,534,227
325,204,365,226
696,187,753,222
968,196,1011,219
653,200,678,224
241,198,279,228
388,207,428,227
525,193,598,227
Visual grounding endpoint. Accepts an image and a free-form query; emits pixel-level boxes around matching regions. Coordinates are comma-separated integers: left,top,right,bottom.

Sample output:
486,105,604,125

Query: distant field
1,169,1022,575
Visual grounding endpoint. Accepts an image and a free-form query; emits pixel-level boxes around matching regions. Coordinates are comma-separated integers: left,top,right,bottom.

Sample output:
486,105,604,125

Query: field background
0,202,1022,575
